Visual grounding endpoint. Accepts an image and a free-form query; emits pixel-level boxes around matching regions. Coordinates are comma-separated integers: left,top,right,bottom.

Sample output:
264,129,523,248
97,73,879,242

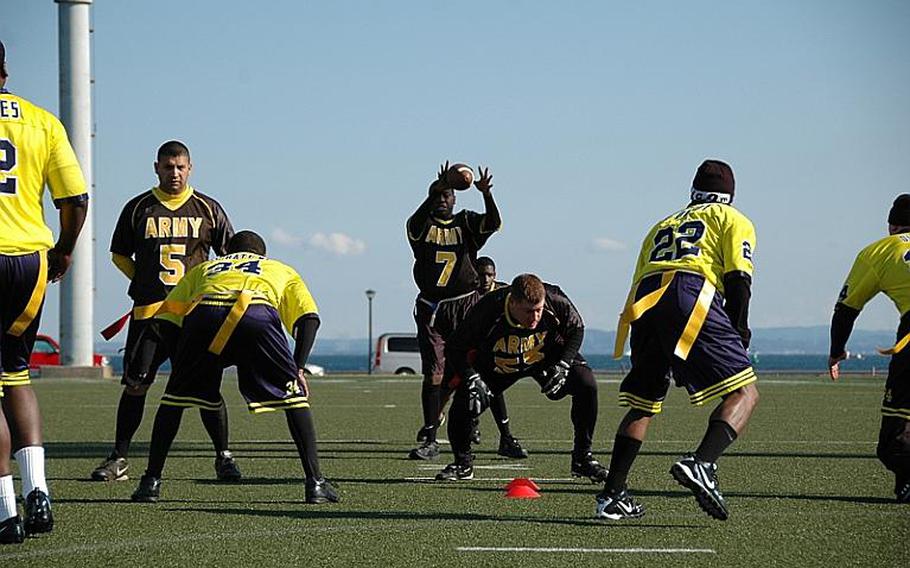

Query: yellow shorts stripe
249,401,311,414
881,406,910,420
689,367,757,406
618,392,664,414
247,396,310,413
8,251,48,337
0,369,32,387
160,394,224,411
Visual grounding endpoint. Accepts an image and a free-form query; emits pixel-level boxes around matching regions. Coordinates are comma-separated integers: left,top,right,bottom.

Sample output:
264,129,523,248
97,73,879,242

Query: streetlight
365,289,376,374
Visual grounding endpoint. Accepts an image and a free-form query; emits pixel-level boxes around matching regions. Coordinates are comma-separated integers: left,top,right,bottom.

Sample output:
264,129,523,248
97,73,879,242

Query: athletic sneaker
670,454,729,520
0,516,25,545
23,489,53,535
91,455,129,482
305,478,340,504
131,475,162,503
896,479,910,504
435,462,474,481
594,487,645,520
215,450,242,481
497,435,529,459
408,440,440,461
571,452,609,483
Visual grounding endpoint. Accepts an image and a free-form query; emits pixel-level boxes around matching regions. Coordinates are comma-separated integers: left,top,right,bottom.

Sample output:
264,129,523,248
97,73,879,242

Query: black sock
286,408,322,481
490,394,512,438
199,399,228,454
114,392,146,458
695,420,738,463
420,382,441,443
146,405,185,478
604,435,643,493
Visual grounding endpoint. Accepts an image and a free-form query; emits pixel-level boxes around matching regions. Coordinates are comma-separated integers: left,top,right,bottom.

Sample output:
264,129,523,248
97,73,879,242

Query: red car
29,334,110,369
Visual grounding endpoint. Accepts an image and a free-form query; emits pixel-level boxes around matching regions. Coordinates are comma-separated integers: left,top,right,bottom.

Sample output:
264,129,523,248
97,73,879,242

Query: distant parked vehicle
303,363,325,377
29,334,110,369
373,333,420,375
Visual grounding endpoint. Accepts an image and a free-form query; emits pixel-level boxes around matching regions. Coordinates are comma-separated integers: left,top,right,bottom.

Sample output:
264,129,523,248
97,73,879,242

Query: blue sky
2,1,909,340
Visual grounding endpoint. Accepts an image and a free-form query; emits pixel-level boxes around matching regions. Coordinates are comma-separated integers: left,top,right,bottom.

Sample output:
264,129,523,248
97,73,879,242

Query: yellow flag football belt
613,270,716,361
155,290,267,355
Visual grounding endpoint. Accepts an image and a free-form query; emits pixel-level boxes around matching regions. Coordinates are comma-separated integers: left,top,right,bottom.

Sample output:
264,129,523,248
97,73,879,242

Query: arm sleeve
293,314,321,369
110,202,136,257
45,115,88,202
722,271,752,348
111,253,136,280
279,272,319,334
830,303,861,358
464,207,501,251
721,213,756,277
445,298,489,379
548,286,585,363
406,194,436,242
210,200,235,256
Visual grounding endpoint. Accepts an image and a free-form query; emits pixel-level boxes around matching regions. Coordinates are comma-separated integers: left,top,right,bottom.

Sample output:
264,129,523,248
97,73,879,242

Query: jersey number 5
159,244,186,286
649,220,706,262
435,251,457,287
0,139,17,195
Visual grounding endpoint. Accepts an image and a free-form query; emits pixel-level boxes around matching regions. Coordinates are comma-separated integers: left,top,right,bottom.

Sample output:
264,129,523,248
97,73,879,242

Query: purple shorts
0,252,45,386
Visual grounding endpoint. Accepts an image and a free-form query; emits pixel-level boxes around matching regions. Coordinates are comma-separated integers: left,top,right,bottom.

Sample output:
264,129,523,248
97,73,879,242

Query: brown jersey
110,187,233,306
407,210,497,302
446,284,586,381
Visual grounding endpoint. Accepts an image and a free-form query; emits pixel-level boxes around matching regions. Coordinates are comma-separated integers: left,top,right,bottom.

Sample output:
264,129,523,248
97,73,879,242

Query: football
445,163,474,191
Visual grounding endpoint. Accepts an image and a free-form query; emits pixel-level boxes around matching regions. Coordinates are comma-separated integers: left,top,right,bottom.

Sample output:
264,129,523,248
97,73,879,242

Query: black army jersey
110,187,233,306
447,284,586,381
408,210,497,302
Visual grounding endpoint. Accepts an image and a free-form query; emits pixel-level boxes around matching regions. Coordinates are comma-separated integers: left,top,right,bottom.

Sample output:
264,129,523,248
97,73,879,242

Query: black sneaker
571,452,609,483
0,516,25,545
215,450,242,481
408,440,440,461
497,435,529,459
91,455,129,482
23,489,53,535
594,487,645,520
896,479,910,504
670,454,729,520
131,474,162,503
435,462,474,481
305,478,340,504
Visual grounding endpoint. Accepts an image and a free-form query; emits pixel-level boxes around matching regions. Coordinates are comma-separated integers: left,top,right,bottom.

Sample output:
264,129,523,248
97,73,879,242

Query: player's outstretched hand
47,247,72,282
828,352,847,382
437,160,450,183
474,166,493,194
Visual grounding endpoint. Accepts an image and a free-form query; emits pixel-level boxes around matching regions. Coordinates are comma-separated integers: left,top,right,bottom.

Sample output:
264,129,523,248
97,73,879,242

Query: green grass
1,373,905,567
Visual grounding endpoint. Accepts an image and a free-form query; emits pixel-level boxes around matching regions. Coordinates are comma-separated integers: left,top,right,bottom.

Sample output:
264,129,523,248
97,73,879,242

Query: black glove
536,361,570,401
466,374,492,418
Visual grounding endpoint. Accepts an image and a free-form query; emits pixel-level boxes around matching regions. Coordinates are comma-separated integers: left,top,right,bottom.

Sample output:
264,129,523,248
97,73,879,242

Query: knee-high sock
145,405,185,478
604,435,643,493
13,446,46,498
199,400,228,454
286,408,322,481
490,393,511,438
0,475,17,522
420,380,441,442
695,420,738,463
114,392,147,458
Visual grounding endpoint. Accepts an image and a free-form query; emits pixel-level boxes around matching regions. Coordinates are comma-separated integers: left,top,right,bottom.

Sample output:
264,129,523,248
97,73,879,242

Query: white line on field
457,546,716,554
417,464,529,471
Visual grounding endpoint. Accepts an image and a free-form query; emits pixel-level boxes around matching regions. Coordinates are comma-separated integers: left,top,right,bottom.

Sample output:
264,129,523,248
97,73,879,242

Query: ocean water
106,353,890,375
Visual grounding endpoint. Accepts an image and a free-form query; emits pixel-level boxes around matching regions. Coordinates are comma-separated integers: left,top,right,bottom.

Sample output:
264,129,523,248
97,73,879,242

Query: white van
373,333,421,375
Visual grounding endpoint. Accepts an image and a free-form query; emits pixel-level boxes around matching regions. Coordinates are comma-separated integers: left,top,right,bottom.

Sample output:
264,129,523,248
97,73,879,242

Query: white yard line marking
416,464,529,471
457,546,716,554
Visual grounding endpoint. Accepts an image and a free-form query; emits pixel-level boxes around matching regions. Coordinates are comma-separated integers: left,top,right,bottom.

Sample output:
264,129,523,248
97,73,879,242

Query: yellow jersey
157,252,318,333
0,89,88,254
630,202,756,294
838,233,910,315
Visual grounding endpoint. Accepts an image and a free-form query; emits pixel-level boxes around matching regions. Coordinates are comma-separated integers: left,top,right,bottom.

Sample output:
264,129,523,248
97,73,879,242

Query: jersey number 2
649,220,706,262
0,139,17,195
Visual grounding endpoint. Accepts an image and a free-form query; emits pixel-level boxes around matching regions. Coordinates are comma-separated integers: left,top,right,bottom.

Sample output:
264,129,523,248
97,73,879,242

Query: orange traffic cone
506,477,540,492
505,478,541,499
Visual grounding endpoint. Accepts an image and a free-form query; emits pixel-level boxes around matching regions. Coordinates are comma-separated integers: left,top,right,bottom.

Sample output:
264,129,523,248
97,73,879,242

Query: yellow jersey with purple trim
0,90,88,254
838,233,910,315
157,253,317,333
631,203,756,294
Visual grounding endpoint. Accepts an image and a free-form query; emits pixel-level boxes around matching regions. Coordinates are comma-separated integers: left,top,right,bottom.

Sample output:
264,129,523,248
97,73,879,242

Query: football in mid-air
446,163,474,190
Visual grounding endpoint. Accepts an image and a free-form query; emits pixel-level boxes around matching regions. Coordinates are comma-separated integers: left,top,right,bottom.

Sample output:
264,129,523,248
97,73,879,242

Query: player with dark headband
597,159,759,521
829,195,910,503
128,231,338,504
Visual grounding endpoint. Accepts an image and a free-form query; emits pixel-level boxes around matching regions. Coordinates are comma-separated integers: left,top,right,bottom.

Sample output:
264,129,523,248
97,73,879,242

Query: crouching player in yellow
127,231,338,504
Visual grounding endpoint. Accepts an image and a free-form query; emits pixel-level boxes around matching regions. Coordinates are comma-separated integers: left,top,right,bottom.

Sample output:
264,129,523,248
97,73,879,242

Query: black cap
692,160,735,195
888,194,910,226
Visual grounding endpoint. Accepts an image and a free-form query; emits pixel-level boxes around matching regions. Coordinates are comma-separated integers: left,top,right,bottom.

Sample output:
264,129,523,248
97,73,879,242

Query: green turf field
0,373,905,566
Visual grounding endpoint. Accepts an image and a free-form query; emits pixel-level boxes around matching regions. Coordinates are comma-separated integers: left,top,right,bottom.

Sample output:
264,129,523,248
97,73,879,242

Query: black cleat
91,455,129,482
215,450,242,482
131,475,162,503
595,487,646,520
23,489,53,535
305,478,340,504
670,454,729,520
497,435,529,459
435,462,474,481
571,452,609,483
408,440,440,461
0,516,25,544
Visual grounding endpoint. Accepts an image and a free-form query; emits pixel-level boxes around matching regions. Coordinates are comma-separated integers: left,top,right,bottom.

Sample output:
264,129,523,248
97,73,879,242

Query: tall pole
366,290,376,374
56,0,94,366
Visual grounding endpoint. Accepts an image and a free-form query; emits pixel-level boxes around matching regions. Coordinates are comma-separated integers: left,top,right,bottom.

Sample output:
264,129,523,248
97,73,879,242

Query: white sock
0,475,16,522
13,446,48,499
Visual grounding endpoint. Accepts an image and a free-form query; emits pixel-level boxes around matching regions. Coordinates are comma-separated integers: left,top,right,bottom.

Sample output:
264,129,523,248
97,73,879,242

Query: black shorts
0,251,46,388
414,292,480,379
162,304,307,414
619,271,756,414
121,315,170,386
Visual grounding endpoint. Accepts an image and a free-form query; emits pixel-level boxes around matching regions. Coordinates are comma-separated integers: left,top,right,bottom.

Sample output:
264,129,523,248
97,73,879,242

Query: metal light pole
365,289,376,374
